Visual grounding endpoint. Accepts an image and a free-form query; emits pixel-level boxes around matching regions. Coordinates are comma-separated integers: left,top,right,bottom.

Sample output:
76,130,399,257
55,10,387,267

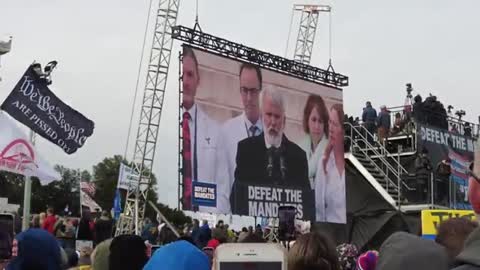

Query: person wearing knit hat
109,235,148,270
90,239,112,270
357,250,378,270
6,228,62,270
376,232,449,270
336,243,358,270
143,240,210,270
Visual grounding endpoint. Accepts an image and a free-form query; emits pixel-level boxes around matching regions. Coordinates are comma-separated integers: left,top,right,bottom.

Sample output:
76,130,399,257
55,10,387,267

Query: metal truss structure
172,25,348,87
292,4,331,65
116,0,180,236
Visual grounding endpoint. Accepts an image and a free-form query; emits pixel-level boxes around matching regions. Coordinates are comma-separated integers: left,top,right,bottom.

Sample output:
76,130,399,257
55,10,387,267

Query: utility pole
21,131,36,231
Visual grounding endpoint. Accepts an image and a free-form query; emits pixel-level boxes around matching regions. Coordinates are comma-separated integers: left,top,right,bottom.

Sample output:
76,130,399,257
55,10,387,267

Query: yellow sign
421,210,476,238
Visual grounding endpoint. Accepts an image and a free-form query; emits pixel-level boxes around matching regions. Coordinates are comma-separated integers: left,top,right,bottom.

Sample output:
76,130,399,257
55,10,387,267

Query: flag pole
80,179,83,218
21,130,35,231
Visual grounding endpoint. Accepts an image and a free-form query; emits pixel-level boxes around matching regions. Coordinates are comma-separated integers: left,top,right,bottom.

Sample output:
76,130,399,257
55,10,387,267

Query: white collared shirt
322,151,346,223
214,112,262,214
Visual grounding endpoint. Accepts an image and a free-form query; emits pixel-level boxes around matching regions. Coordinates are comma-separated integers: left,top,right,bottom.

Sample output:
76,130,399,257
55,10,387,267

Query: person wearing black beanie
109,235,148,270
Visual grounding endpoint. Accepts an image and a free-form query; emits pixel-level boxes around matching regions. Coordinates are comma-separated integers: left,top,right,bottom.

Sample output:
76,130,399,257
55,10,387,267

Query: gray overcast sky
1,0,479,207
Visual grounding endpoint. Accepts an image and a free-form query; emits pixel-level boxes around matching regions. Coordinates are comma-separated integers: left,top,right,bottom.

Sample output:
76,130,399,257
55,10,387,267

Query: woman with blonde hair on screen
299,94,330,190
315,104,346,223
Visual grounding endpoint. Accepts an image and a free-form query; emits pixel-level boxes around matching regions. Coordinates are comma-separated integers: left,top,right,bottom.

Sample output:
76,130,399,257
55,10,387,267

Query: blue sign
192,182,217,207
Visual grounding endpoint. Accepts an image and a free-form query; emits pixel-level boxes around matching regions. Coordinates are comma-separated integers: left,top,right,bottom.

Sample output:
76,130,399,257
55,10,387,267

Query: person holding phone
215,243,287,270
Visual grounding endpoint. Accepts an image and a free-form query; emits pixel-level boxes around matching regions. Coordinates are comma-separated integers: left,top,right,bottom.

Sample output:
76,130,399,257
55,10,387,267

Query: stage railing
387,105,479,139
345,122,414,206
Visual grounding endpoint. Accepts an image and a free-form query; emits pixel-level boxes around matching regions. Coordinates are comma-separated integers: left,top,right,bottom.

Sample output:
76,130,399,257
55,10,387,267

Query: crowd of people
2,213,480,270
2,174,480,270
356,94,476,148
359,101,412,145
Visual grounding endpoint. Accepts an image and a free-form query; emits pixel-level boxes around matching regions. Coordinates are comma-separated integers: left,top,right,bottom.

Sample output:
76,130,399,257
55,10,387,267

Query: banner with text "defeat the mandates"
1,65,94,154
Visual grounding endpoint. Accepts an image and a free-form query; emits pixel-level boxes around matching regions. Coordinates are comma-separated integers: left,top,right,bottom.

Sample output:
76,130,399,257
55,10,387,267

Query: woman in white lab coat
315,104,346,223
298,94,330,190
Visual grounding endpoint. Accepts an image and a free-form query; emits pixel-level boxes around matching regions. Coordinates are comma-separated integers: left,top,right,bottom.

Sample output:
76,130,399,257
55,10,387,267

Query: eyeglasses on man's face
240,87,261,95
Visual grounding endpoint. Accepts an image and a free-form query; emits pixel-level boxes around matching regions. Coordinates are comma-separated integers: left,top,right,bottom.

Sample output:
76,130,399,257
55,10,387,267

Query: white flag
0,112,60,184
117,163,141,191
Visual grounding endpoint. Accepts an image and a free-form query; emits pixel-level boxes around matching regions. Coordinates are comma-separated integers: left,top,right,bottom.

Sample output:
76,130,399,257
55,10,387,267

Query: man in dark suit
230,88,314,220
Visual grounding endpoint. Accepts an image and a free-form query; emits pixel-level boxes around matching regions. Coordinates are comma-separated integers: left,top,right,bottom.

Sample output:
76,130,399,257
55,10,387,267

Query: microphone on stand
267,147,274,178
279,145,287,181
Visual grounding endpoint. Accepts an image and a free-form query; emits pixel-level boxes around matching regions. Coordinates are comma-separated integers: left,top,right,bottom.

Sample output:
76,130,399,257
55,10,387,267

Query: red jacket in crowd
42,215,57,234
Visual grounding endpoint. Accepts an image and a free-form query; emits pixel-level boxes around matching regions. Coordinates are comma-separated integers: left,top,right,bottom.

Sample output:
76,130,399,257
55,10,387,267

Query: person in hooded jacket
6,228,62,270
376,231,449,270
143,240,209,270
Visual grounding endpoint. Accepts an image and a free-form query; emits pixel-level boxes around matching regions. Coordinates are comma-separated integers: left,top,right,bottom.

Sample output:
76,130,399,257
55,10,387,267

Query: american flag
80,181,96,197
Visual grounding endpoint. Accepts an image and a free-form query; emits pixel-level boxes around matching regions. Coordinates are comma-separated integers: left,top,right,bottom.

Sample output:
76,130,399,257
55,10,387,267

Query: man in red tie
182,47,218,211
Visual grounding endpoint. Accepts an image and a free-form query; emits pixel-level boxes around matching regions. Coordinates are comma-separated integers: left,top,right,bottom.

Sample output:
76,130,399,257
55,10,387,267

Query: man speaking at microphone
230,88,314,220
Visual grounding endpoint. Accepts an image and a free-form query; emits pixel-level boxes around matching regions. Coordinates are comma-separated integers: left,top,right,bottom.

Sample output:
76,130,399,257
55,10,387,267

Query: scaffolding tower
116,0,180,236
292,4,330,65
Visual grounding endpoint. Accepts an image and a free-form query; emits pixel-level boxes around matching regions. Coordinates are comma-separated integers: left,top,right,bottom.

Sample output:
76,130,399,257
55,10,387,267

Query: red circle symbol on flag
0,139,37,172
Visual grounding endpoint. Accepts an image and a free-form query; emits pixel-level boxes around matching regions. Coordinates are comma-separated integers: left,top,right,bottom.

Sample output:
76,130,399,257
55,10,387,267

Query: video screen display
180,45,345,223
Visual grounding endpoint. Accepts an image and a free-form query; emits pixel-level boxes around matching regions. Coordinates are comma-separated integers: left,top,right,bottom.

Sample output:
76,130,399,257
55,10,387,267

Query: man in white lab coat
215,63,263,214
182,47,218,211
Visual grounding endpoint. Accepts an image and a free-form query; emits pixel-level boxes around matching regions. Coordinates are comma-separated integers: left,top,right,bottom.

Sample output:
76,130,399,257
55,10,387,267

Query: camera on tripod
447,105,454,114
455,110,466,119
31,61,58,85
406,83,413,98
